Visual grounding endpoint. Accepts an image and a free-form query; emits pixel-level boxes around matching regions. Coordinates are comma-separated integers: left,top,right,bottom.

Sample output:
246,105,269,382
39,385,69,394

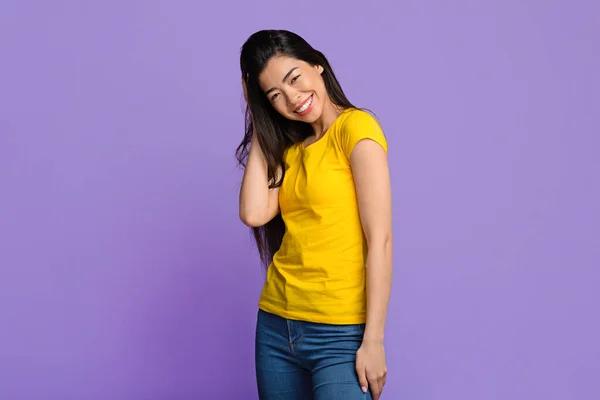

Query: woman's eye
271,93,279,101
291,75,300,84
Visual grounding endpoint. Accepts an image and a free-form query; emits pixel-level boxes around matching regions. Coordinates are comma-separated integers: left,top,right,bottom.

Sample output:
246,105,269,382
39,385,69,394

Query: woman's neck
310,98,344,139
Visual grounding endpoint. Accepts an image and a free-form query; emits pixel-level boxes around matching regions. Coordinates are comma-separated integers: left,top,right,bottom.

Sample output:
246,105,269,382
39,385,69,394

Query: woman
236,29,393,400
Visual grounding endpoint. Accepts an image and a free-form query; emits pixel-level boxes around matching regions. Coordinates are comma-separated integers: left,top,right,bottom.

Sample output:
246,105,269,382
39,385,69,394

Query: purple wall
1,1,598,399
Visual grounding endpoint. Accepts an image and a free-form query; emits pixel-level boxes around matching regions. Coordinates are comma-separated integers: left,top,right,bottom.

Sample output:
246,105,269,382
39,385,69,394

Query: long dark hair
235,30,357,269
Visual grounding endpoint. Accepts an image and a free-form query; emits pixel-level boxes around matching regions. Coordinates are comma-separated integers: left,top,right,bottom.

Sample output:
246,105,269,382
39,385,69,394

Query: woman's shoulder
334,107,387,156
338,108,382,130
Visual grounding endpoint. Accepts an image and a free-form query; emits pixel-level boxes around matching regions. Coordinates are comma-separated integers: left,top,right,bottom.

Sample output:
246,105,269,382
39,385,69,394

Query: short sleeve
338,110,388,159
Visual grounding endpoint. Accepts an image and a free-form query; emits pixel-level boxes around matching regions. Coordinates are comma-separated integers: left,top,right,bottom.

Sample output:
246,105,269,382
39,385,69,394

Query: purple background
1,1,599,399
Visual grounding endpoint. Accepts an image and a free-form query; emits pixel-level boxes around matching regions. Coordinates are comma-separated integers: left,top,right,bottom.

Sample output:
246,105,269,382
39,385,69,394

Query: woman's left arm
350,138,393,400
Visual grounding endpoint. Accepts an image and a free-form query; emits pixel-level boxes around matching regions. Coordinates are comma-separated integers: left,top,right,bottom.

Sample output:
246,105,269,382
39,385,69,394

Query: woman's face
258,55,327,123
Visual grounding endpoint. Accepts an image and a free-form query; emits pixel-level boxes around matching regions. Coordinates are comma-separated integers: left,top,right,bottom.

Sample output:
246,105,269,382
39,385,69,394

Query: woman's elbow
239,209,266,228
366,231,393,249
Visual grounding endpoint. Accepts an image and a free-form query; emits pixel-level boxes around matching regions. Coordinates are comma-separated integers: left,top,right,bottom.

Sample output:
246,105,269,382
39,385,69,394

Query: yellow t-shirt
258,108,388,325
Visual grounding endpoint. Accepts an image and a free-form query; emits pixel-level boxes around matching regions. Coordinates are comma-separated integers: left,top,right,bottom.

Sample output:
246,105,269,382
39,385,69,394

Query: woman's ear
316,65,324,74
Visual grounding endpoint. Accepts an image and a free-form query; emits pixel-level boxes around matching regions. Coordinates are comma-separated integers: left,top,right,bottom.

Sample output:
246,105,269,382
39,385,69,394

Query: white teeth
297,96,312,113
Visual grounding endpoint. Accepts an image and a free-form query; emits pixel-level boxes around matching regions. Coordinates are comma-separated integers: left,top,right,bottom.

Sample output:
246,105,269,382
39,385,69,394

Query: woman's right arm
238,132,281,227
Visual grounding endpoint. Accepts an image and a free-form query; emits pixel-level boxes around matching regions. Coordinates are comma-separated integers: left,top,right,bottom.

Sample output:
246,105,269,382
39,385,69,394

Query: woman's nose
286,91,302,106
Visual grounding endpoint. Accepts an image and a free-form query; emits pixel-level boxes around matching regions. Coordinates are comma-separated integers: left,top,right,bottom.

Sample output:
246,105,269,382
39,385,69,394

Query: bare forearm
363,236,393,343
240,136,268,218
239,135,279,227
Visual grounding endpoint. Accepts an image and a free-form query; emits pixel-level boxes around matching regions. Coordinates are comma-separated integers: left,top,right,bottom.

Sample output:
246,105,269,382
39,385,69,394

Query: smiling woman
236,30,393,400
262,60,325,120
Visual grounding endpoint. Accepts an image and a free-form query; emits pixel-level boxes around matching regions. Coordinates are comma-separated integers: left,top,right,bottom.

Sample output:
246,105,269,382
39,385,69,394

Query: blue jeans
255,309,372,400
